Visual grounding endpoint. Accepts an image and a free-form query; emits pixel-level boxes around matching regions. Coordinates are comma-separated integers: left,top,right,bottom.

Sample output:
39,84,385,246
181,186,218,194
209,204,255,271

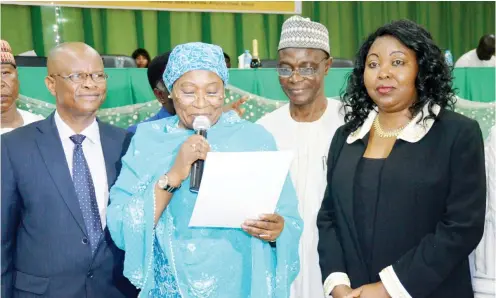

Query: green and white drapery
16,86,496,139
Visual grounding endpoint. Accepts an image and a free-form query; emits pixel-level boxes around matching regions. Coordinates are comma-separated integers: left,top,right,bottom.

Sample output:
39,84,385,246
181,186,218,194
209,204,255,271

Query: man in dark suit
1,42,136,297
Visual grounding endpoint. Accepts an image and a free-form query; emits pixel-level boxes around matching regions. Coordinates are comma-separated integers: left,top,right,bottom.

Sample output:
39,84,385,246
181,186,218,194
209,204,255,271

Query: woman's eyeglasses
174,89,224,106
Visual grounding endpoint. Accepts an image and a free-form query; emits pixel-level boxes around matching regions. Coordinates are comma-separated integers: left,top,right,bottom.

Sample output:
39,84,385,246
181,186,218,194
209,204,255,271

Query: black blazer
317,109,486,298
1,114,137,298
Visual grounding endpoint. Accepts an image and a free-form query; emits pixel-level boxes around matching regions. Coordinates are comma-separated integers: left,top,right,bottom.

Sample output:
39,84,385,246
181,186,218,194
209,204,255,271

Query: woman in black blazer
317,20,486,298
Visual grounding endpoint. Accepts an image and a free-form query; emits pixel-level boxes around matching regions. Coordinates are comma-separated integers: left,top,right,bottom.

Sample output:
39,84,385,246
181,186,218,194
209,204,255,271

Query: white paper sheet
189,151,294,228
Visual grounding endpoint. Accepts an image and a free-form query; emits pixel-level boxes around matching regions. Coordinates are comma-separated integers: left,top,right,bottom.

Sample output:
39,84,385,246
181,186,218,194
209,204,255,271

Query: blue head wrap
163,42,229,92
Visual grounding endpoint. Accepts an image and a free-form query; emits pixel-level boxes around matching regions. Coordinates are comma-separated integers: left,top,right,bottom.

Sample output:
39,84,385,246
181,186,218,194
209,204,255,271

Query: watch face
158,175,169,189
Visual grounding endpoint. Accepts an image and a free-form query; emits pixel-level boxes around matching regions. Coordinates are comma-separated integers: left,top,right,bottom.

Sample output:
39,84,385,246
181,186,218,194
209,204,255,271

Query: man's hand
223,95,248,116
331,285,353,298
241,213,284,242
344,282,390,298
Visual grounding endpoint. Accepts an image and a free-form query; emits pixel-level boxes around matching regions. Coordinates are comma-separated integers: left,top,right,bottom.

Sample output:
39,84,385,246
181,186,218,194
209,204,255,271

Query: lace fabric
149,236,181,298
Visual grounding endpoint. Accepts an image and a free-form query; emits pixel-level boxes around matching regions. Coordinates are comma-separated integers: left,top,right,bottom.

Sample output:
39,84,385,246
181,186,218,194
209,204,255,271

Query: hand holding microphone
168,116,211,190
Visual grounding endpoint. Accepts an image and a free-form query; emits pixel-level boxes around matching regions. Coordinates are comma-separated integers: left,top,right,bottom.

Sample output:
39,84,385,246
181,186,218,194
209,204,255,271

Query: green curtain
2,2,494,65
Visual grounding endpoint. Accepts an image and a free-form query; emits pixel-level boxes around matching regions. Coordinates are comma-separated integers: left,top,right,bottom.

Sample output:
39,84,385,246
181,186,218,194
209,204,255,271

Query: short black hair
342,19,456,132
223,52,230,61
476,34,495,61
132,48,151,62
147,51,171,90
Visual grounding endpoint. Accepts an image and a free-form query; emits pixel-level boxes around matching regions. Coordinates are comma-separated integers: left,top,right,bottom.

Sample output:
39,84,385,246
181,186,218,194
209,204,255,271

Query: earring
167,95,172,99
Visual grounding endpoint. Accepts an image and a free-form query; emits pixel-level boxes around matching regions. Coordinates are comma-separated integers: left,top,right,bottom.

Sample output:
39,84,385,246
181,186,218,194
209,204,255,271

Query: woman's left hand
241,213,285,242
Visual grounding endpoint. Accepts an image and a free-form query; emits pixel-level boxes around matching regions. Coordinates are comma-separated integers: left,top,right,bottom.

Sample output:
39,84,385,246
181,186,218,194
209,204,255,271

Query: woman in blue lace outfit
107,42,303,298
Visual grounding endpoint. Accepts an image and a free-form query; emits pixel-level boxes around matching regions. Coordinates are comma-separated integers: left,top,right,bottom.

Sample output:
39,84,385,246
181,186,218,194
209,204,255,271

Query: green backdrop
2,2,495,66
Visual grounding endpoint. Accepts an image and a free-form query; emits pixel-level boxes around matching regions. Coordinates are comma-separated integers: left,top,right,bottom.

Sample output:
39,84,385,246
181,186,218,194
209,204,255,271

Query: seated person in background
455,34,495,67
471,125,496,298
132,48,151,68
127,51,246,133
1,39,43,134
107,42,303,297
224,52,232,68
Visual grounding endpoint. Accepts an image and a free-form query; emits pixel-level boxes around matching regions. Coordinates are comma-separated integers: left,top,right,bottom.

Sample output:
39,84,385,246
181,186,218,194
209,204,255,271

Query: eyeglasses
277,57,329,78
173,89,224,105
50,72,108,84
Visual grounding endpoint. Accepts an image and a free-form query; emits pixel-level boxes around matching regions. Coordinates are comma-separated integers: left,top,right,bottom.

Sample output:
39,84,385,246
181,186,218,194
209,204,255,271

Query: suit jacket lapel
93,121,121,262
35,114,88,235
98,120,118,193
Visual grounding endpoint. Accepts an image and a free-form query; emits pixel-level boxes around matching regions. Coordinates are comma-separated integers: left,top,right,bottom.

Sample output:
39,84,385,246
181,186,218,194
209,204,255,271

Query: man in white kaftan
257,16,345,298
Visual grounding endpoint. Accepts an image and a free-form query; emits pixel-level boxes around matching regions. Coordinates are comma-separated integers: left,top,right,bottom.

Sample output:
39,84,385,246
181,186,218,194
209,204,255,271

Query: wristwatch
157,174,181,193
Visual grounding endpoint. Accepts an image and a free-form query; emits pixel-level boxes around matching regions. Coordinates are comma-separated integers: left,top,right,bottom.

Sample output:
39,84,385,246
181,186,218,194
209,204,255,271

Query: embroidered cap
278,15,330,55
1,40,16,67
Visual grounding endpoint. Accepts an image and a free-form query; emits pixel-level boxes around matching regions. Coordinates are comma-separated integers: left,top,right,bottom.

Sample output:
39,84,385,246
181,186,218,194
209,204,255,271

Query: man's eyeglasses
50,72,108,84
174,89,224,106
277,57,329,78
1,71,16,80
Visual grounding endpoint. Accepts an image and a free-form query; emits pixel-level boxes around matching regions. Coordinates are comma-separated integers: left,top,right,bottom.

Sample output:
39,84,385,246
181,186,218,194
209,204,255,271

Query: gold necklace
373,116,410,138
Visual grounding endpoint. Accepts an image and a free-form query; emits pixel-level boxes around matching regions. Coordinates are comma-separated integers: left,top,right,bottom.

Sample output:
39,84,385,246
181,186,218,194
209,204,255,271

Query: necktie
70,134,103,256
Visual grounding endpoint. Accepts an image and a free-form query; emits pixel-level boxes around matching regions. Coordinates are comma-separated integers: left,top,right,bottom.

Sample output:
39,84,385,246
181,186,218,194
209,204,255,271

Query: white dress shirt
455,49,496,68
54,111,109,229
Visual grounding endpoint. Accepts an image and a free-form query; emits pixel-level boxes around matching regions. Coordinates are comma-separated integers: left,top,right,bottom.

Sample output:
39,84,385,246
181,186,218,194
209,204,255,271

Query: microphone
190,116,211,193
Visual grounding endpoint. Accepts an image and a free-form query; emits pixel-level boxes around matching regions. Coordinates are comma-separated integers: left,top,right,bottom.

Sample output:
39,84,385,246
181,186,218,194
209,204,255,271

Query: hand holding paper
188,151,294,228
241,213,285,242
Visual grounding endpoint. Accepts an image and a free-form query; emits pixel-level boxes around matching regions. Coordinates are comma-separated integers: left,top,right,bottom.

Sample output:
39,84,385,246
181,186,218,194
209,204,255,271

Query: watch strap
158,175,181,193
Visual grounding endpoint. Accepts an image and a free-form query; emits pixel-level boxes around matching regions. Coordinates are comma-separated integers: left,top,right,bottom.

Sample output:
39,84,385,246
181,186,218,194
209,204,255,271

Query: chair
261,58,353,69
101,55,136,68
260,59,279,68
332,58,354,68
14,56,47,67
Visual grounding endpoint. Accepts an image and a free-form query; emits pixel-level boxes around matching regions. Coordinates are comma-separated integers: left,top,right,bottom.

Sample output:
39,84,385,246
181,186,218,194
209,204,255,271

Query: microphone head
192,115,211,130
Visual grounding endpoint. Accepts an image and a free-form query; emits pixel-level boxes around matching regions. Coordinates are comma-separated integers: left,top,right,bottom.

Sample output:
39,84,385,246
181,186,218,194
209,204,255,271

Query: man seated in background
127,50,245,133
455,34,495,67
1,39,43,134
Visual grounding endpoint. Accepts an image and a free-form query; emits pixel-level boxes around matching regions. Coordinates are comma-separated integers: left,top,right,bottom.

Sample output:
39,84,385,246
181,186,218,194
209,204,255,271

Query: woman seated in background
132,48,151,68
318,20,486,298
107,42,302,298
